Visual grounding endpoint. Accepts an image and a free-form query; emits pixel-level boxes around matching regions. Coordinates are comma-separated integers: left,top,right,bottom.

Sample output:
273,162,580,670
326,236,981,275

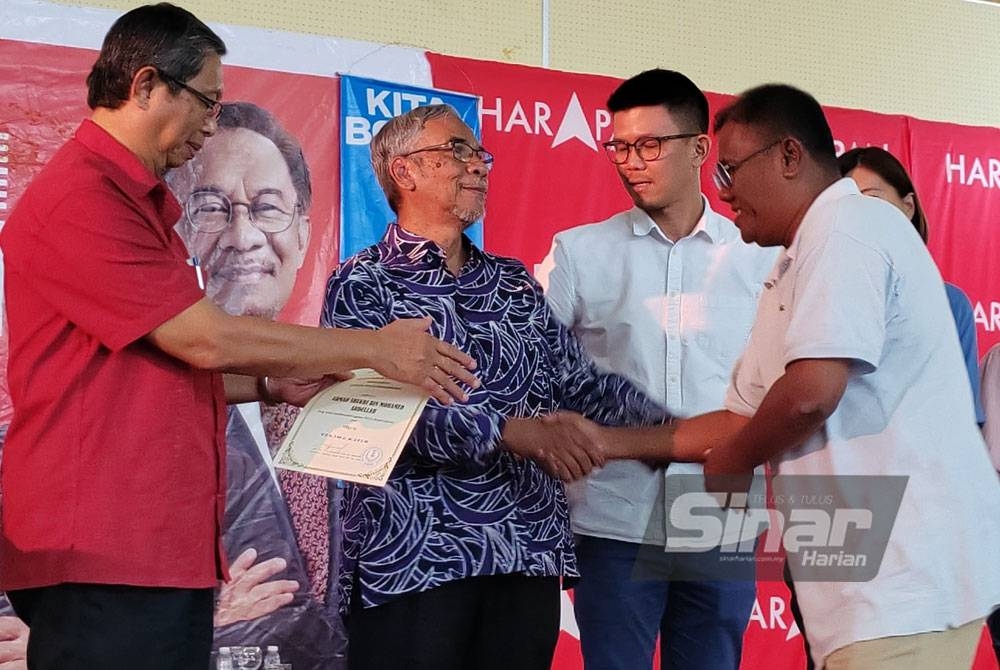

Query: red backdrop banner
909,118,1000,354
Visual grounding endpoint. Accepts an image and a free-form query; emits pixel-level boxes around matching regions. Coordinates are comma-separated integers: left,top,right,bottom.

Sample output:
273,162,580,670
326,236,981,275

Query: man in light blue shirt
538,69,776,670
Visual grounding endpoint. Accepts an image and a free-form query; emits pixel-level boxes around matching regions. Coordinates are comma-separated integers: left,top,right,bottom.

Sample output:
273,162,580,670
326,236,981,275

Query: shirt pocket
695,295,760,368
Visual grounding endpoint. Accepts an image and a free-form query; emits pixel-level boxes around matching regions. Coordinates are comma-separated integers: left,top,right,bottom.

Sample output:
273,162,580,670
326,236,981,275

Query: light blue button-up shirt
538,199,776,545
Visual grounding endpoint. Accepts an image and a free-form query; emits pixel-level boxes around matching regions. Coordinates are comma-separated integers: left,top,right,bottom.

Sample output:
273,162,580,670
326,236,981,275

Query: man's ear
130,65,159,110
297,214,311,251
391,156,416,192
294,215,311,268
780,137,805,178
691,134,711,167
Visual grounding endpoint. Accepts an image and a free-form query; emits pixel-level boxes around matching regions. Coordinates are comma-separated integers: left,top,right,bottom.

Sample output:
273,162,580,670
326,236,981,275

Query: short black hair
607,69,709,133
86,3,226,110
714,84,837,167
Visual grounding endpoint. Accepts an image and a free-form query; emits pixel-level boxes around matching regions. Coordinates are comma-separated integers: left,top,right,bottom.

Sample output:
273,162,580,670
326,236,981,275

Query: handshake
501,411,712,482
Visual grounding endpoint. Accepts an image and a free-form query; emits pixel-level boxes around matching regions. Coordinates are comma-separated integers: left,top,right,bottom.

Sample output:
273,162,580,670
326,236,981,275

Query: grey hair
370,103,460,213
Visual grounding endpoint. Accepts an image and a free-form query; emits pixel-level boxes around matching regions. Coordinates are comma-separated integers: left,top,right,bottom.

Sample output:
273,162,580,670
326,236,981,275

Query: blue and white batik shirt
322,224,668,612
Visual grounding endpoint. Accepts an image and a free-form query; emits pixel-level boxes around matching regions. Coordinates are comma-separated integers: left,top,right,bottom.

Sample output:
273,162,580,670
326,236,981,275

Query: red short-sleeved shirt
0,120,228,590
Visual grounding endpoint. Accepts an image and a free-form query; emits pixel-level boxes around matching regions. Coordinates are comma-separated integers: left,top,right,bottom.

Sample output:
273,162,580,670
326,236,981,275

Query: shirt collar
628,195,719,243
74,119,162,198
380,223,483,272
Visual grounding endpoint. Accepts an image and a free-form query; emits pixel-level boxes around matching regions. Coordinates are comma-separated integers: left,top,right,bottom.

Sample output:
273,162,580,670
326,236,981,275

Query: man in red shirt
0,5,476,668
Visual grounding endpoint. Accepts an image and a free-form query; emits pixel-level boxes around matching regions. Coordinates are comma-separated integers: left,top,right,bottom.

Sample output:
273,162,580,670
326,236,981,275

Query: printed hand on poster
0,614,28,670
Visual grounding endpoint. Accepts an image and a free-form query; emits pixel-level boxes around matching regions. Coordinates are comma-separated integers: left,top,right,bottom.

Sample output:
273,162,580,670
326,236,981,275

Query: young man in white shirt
538,69,775,670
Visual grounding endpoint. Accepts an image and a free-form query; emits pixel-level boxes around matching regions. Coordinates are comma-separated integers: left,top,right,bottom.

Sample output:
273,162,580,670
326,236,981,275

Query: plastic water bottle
218,647,234,670
263,646,281,669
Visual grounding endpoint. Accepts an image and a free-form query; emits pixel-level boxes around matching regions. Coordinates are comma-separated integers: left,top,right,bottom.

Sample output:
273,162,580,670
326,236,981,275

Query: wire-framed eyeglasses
156,68,223,120
601,133,700,164
185,190,300,234
713,139,783,190
401,139,494,171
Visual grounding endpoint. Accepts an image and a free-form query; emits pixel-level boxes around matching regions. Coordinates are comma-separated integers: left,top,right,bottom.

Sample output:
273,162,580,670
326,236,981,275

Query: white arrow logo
559,590,580,639
552,93,597,151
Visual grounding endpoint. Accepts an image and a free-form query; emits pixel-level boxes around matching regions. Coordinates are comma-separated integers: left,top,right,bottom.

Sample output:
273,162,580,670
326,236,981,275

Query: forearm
222,373,290,405
149,299,376,378
208,317,375,378
205,317,378,378
603,410,748,462
558,364,671,428
717,389,829,471
223,373,259,404
711,360,849,471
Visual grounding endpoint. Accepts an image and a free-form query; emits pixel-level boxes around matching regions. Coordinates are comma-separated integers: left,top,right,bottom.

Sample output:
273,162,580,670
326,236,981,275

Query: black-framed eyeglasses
713,139,783,190
601,133,700,165
401,139,494,171
185,190,300,234
156,68,222,120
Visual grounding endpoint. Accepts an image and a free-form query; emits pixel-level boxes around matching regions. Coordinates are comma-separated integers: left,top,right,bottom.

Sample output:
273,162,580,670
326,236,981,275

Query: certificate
273,369,429,486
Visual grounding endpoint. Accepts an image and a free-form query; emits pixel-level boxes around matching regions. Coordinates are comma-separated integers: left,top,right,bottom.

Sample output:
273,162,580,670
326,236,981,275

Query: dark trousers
347,574,561,670
573,536,756,670
989,607,1000,664
8,583,213,670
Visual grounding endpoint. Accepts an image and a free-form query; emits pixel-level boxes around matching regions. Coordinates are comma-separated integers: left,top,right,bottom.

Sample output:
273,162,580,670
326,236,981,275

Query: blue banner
340,75,482,261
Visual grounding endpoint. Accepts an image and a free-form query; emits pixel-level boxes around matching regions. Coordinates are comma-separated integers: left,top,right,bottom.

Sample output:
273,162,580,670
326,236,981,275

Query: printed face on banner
403,115,489,228
173,125,310,318
610,105,703,216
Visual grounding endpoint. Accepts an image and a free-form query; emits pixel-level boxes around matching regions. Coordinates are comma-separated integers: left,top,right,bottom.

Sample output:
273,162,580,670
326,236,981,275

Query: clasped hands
502,412,710,482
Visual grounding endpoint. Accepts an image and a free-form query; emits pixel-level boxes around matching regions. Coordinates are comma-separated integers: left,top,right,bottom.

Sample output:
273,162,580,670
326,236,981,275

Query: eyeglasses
185,190,299,234
713,139,783,190
156,68,223,120
401,139,494,171
601,133,700,165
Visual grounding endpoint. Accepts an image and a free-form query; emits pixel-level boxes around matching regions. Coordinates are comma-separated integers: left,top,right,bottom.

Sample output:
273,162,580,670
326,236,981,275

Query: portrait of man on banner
169,100,347,670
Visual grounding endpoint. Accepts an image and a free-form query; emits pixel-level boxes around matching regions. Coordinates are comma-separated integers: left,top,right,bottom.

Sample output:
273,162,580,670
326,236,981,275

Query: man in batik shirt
323,104,672,670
